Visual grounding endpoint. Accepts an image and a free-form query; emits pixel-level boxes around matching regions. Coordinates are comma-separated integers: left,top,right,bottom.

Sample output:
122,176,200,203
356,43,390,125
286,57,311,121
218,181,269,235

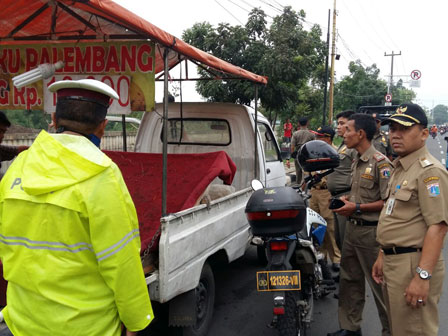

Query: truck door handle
266,168,271,174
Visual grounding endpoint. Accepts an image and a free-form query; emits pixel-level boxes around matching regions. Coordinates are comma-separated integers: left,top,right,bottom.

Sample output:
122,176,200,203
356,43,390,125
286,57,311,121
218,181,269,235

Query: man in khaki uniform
327,110,357,251
309,126,341,269
372,113,393,159
328,114,392,336
291,117,314,185
372,103,448,336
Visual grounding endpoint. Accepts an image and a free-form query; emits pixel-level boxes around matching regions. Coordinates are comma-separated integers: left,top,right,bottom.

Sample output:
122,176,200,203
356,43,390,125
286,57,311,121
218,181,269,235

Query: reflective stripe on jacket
0,131,153,336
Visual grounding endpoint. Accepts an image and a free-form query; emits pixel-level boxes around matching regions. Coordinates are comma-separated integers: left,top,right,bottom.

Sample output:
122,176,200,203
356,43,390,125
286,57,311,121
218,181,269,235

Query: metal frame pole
162,49,169,217
121,114,127,151
254,85,259,180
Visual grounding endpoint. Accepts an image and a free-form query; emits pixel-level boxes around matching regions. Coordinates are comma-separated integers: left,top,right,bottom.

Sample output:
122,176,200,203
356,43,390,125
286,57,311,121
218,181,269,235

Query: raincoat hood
18,130,111,196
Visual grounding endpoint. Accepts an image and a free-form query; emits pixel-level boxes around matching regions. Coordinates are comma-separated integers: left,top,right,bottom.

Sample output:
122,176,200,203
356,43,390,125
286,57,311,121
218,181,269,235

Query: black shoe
333,274,339,283
327,329,362,336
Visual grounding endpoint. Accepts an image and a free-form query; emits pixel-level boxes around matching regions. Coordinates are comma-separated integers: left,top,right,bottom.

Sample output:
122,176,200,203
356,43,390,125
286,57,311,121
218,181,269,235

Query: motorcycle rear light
246,210,299,221
270,241,288,251
273,307,285,315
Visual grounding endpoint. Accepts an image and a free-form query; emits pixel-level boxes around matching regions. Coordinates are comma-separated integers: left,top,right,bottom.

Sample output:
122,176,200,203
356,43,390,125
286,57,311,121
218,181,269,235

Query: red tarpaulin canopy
0,0,267,84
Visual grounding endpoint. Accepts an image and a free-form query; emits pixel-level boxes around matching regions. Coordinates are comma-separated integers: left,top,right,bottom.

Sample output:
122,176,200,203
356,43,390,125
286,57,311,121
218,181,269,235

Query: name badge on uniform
385,197,395,215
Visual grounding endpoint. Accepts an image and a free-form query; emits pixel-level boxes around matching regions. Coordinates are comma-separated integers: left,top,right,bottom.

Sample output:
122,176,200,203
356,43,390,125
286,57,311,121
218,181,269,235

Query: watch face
420,270,429,279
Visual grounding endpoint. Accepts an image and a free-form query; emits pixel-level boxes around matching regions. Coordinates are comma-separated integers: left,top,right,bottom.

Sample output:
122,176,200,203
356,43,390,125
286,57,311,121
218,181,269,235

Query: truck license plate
256,270,301,291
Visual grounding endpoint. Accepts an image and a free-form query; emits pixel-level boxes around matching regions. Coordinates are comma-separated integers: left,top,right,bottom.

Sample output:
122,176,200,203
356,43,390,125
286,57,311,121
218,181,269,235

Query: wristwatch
355,203,362,216
416,266,432,280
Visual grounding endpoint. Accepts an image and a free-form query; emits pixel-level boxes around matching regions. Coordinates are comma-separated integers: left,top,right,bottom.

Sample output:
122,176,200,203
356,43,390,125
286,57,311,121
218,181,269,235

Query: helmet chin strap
56,126,101,148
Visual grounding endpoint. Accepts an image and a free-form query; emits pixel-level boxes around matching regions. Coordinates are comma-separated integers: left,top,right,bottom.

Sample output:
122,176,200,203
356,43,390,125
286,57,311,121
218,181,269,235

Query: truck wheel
182,262,215,336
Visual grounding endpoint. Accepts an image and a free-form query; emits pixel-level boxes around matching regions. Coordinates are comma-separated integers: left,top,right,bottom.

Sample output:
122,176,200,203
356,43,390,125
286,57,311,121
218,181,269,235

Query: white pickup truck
112,102,286,335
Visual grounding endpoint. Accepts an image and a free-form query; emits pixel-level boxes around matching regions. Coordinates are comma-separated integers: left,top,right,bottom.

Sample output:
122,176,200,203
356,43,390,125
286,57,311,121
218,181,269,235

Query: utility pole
328,0,337,125
322,9,330,126
384,51,401,94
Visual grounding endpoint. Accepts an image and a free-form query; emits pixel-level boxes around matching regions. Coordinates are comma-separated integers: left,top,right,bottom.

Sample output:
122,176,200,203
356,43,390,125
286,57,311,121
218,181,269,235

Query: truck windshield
165,118,231,146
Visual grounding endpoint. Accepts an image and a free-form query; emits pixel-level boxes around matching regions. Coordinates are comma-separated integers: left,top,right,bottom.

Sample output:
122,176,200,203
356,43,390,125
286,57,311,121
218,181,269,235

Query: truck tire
277,292,306,336
181,262,215,336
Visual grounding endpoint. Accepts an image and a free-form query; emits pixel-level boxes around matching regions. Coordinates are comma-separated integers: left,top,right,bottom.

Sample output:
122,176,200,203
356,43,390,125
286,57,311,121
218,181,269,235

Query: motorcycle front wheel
277,291,306,336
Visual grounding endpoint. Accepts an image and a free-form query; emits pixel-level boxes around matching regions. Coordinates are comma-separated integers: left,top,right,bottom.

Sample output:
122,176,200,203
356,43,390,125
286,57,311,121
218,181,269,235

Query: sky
113,0,448,110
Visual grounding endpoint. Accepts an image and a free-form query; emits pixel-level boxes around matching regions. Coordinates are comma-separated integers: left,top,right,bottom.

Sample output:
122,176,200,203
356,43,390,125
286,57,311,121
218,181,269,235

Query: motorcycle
245,140,339,336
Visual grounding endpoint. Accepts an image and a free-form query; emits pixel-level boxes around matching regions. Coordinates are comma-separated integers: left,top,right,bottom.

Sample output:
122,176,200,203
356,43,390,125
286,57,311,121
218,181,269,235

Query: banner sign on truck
0,41,155,114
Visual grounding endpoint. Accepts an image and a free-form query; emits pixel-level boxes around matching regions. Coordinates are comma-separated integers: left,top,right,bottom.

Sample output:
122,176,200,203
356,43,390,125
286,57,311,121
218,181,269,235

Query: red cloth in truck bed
104,151,237,253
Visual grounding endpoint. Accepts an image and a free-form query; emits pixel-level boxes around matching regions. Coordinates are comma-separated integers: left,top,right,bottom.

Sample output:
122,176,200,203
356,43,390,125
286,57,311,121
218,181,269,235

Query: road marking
440,145,443,149
443,159,446,165
441,151,444,155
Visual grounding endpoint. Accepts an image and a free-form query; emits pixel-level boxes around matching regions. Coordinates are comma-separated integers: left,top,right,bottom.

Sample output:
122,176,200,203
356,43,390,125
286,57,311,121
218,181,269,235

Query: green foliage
182,6,327,127
432,104,448,125
4,110,51,130
334,60,416,113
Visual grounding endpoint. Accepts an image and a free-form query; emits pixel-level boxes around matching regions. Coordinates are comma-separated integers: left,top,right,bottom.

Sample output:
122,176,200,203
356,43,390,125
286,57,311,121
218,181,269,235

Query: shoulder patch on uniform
419,158,433,168
427,183,440,197
424,176,439,183
373,153,385,162
380,166,391,179
378,163,389,169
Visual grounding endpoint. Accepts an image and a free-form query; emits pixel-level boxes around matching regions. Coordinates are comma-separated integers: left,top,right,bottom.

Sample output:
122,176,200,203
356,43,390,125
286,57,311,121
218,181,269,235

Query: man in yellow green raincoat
0,79,153,336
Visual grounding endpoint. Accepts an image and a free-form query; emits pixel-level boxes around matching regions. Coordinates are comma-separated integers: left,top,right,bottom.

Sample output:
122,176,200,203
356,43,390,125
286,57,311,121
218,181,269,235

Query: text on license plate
256,270,301,291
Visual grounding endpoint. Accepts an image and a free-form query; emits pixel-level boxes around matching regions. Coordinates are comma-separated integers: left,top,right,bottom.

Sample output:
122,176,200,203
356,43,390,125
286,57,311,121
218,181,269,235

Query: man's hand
372,251,384,285
405,275,429,309
332,195,356,217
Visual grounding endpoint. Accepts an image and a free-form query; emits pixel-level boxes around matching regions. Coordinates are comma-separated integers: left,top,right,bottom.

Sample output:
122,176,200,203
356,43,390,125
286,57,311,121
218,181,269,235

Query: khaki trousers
338,221,390,335
334,212,347,251
309,189,341,263
382,252,445,336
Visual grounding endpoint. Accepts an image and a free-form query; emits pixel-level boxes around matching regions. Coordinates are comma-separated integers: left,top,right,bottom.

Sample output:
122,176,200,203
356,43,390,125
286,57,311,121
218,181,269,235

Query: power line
225,0,251,13
339,0,384,61
214,0,244,25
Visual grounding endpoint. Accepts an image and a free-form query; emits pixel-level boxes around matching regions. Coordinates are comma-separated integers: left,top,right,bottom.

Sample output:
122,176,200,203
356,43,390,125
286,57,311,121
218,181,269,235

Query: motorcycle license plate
256,270,301,291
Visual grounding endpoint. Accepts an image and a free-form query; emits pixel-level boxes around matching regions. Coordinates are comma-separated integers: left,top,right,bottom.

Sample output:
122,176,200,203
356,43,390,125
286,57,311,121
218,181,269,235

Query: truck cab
135,102,286,189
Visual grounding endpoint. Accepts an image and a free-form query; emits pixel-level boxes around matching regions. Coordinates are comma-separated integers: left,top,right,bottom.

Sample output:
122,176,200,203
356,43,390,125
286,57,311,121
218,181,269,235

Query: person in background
283,118,293,144
327,110,356,251
309,126,341,274
0,79,153,336
373,103,448,336
328,114,392,336
372,112,393,160
291,117,315,185
0,111,28,177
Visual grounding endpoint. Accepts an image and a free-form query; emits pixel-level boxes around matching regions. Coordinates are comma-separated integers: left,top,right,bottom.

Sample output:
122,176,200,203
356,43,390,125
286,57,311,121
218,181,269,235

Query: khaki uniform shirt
372,130,392,158
291,129,314,152
349,145,393,222
327,143,356,194
377,146,448,248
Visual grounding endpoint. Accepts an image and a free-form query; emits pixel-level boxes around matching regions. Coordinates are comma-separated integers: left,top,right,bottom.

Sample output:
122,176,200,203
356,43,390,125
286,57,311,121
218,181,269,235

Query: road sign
411,70,421,80
385,93,392,102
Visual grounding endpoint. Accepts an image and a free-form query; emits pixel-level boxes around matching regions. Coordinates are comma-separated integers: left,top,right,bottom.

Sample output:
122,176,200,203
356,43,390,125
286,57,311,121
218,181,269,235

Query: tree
333,61,416,113
432,104,448,125
182,7,327,127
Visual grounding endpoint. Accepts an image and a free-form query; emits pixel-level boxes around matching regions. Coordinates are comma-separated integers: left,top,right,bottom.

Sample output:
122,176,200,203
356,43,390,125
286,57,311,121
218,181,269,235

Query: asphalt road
207,135,448,336
144,135,448,336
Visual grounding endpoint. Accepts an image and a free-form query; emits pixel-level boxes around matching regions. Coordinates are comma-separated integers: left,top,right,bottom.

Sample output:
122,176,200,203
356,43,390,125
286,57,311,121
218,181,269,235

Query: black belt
330,188,351,196
349,218,378,226
382,247,422,255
